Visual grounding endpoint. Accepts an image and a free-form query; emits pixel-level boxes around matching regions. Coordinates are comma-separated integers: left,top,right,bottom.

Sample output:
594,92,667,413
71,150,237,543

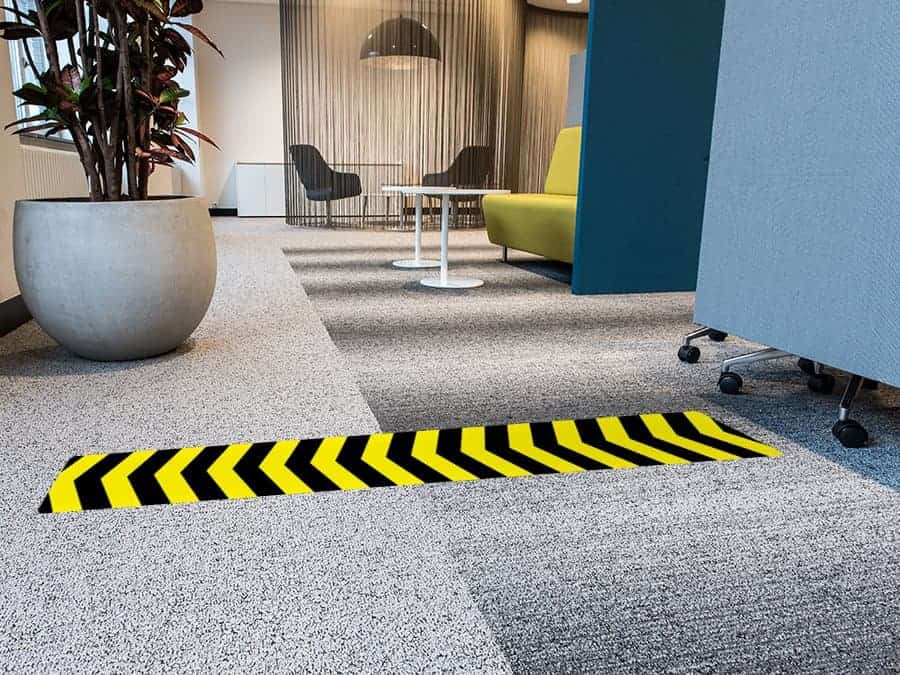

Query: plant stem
115,5,138,198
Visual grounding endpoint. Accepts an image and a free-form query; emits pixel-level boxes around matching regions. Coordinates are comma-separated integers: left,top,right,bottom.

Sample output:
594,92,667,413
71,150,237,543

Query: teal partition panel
572,0,725,295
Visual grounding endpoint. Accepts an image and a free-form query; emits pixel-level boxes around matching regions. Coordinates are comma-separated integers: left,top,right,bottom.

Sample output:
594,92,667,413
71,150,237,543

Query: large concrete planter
13,196,217,361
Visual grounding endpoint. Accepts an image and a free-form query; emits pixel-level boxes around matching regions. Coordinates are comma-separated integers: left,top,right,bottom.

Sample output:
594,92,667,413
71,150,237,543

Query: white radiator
21,144,182,199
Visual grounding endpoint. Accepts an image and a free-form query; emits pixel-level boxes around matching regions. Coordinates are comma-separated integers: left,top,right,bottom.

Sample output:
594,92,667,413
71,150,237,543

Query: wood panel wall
518,7,588,194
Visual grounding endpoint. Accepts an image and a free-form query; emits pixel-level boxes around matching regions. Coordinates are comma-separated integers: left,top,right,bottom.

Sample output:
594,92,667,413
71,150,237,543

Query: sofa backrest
544,126,582,196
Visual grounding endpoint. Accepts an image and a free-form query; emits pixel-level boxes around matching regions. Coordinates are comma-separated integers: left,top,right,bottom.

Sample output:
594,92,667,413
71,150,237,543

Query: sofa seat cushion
482,193,577,264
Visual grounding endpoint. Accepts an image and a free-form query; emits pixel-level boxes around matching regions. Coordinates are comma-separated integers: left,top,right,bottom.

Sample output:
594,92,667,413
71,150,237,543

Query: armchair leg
362,195,368,226
501,246,508,263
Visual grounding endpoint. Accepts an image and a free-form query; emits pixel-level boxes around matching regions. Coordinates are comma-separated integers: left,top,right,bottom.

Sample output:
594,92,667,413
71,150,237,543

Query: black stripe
436,427,504,479
529,422,610,470
715,419,756,442
618,416,714,463
385,432,449,484
573,418,662,467
73,453,132,510
181,446,229,501
663,414,764,459
482,424,549,475
285,439,341,492
337,435,395,488
233,442,284,496
129,449,178,505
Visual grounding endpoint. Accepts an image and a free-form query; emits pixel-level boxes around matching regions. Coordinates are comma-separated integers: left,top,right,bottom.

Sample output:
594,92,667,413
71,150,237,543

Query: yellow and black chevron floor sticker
39,411,779,514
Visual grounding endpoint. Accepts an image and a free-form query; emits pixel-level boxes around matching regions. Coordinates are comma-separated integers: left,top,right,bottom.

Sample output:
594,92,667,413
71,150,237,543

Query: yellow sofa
482,127,581,264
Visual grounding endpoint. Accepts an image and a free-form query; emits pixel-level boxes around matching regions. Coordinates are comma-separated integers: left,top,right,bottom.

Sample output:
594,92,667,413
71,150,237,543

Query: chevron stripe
39,411,781,513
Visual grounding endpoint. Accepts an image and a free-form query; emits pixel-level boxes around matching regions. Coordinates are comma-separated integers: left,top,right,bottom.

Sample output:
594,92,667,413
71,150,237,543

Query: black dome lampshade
360,15,441,70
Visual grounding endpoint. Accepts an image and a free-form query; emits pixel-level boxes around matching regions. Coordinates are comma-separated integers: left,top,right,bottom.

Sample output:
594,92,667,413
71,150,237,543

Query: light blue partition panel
695,1,900,386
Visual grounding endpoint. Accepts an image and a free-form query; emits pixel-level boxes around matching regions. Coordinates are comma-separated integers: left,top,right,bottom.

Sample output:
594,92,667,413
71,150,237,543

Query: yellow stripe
100,450,155,509
410,429,477,481
207,443,256,499
684,411,781,457
597,417,689,464
155,446,204,504
46,454,107,513
641,414,740,461
507,423,584,474
551,420,637,469
460,426,531,477
259,440,312,494
361,433,424,486
310,437,368,490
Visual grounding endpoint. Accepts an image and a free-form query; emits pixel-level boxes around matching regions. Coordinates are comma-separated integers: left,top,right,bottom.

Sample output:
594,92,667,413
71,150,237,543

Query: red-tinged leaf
0,20,40,39
170,0,201,17
134,88,159,106
174,125,219,149
170,21,222,57
4,111,51,129
13,83,49,106
60,64,81,92
12,122,59,135
170,131,195,161
154,65,177,83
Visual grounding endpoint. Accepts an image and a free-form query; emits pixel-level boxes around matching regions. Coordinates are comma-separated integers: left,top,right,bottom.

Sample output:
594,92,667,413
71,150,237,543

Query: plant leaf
159,86,189,104
170,21,222,57
170,0,201,17
173,125,218,149
0,20,40,39
12,122,59,135
4,110,51,129
60,64,81,92
13,82,49,106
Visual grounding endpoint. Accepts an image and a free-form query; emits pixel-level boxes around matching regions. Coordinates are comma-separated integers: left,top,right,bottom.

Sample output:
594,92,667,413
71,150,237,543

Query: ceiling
526,0,589,14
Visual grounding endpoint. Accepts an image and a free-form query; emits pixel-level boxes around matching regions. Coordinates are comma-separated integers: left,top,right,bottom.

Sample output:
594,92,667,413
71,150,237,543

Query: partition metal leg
716,347,791,395
677,325,729,363
361,195,368,226
833,375,869,447
325,200,332,228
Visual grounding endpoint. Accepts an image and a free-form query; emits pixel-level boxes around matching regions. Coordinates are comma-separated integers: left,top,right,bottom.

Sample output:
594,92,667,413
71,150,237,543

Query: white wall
0,48,25,302
195,0,284,209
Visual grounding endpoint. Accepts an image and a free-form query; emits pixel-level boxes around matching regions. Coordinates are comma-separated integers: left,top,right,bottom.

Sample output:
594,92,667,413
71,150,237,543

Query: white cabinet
236,163,286,217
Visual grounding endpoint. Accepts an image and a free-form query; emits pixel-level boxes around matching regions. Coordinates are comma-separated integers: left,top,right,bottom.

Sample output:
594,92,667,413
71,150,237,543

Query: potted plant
0,0,221,360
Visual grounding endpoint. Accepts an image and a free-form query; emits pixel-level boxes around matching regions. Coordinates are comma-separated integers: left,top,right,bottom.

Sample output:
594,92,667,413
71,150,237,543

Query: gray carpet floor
1,218,897,673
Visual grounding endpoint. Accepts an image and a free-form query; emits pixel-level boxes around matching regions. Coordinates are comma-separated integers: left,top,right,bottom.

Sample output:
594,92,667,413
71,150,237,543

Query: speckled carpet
1,219,897,673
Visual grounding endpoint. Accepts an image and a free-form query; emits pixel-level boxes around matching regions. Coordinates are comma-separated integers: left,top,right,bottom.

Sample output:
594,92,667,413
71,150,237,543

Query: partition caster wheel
708,330,727,342
862,379,879,390
807,373,836,395
832,419,868,448
678,345,701,364
718,372,743,395
798,358,816,376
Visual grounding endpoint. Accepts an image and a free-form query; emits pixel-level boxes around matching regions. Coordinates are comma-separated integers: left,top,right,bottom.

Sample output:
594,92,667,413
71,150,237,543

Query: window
6,0,71,141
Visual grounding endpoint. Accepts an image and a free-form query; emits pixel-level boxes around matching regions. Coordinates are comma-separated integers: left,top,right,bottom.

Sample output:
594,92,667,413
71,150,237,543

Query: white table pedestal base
393,259,441,269
420,276,484,289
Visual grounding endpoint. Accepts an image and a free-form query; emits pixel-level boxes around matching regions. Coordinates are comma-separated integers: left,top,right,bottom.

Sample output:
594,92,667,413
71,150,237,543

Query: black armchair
290,144,364,226
422,146,494,225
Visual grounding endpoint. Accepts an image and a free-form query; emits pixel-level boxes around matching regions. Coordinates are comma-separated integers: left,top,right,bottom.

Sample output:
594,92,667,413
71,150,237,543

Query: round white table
382,185,511,289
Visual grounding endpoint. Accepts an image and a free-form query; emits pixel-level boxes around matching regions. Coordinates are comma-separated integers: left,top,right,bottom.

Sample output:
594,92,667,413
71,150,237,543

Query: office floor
1,218,898,673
